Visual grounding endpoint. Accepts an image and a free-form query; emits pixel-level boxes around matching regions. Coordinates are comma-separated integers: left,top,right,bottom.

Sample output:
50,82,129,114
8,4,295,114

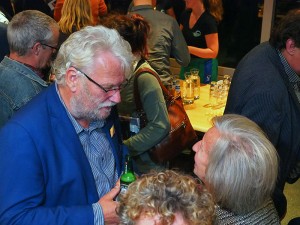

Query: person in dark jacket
224,9,300,219
0,25,133,225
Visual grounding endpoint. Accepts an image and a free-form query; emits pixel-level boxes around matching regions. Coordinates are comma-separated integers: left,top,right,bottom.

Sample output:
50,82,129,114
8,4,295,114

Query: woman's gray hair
206,114,278,214
7,10,58,56
52,25,133,85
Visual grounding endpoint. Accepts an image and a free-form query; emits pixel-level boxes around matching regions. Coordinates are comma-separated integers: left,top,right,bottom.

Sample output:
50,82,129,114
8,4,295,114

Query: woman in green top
100,14,170,174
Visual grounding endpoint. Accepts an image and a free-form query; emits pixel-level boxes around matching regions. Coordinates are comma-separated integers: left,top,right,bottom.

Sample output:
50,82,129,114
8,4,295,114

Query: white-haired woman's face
192,126,220,182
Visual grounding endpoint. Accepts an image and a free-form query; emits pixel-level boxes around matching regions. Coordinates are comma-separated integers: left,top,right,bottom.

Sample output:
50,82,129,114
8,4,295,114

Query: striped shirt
278,50,300,182
214,200,280,225
278,50,300,103
56,84,118,225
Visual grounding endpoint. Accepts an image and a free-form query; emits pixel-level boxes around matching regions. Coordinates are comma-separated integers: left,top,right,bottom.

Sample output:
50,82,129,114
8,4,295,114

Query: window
217,0,300,76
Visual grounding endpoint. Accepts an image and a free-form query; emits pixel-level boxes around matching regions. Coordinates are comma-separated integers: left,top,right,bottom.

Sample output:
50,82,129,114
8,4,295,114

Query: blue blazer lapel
46,84,99,200
102,106,127,176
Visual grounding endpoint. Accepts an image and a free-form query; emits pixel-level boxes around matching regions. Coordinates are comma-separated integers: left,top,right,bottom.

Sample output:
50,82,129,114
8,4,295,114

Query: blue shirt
56,84,118,225
278,50,300,103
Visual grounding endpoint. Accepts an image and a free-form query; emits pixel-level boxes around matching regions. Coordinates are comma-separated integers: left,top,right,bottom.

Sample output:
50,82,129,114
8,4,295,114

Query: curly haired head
117,170,215,225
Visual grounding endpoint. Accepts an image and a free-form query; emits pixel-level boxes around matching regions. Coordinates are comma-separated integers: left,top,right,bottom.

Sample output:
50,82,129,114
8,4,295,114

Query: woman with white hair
193,114,280,224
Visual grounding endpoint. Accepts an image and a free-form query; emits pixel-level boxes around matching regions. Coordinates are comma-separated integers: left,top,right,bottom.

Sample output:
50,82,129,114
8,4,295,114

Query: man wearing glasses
0,10,59,127
0,26,133,224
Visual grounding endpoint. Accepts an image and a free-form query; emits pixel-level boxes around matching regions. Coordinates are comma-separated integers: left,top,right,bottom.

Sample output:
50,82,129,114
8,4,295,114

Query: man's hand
98,184,120,225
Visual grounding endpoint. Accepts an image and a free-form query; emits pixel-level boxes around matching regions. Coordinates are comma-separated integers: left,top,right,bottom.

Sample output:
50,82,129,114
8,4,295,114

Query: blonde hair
118,170,215,225
58,0,94,34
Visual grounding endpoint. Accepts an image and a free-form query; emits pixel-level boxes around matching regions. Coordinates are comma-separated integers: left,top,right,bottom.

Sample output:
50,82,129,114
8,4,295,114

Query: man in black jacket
224,9,300,220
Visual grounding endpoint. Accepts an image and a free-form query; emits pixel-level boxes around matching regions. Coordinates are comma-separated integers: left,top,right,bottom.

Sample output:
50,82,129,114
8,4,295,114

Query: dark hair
269,9,300,50
100,13,150,59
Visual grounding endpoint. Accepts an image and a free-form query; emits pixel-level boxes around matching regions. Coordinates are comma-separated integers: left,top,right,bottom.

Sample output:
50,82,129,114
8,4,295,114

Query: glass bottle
117,155,136,201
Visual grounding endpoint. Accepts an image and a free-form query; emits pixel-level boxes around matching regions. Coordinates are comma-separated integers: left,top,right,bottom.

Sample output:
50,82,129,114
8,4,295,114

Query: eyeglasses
41,43,58,51
72,66,128,93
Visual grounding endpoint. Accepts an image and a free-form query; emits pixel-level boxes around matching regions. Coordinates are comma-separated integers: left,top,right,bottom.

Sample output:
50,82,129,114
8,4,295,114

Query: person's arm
123,73,170,155
53,0,64,22
98,0,108,16
97,185,120,225
188,33,219,59
224,71,284,147
227,91,283,146
171,20,190,66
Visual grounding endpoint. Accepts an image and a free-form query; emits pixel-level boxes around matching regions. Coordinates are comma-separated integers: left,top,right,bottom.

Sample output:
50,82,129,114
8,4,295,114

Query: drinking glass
183,72,194,104
190,68,200,99
223,75,232,86
209,81,218,107
223,75,231,101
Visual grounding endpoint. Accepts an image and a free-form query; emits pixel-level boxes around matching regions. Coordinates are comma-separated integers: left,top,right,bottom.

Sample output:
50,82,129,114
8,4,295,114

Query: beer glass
190,68,200,99
183,72,194,104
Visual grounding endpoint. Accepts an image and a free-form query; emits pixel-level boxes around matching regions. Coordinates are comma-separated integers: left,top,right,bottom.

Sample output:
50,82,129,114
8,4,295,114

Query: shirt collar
9,57,45,79
277,49,300,83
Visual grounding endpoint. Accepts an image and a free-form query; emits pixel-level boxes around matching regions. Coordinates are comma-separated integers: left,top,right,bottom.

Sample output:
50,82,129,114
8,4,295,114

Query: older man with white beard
0,25,133,225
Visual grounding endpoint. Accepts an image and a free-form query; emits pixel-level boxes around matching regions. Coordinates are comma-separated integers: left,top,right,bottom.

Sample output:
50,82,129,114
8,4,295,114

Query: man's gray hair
7,10,58,56
53,25,133,85
206,114,278,214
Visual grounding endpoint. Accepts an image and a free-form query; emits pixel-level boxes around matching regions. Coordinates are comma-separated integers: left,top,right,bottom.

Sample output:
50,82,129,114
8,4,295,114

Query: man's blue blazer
0,84,127,225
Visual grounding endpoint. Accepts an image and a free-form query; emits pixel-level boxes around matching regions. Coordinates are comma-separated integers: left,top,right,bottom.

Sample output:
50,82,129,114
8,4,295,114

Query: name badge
110,125,115,137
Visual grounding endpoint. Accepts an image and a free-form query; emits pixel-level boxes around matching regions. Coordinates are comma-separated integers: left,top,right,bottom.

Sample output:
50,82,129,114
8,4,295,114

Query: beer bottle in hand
117,154,136,201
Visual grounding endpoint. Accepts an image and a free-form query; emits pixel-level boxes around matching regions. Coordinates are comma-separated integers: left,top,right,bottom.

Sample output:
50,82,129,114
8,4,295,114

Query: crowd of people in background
225,9,300,222
0,0,299,224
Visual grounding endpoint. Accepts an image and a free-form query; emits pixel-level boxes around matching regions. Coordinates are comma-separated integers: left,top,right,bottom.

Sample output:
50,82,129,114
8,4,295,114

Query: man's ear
31,42,42,55
285,38,296,56
65,67,79,92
